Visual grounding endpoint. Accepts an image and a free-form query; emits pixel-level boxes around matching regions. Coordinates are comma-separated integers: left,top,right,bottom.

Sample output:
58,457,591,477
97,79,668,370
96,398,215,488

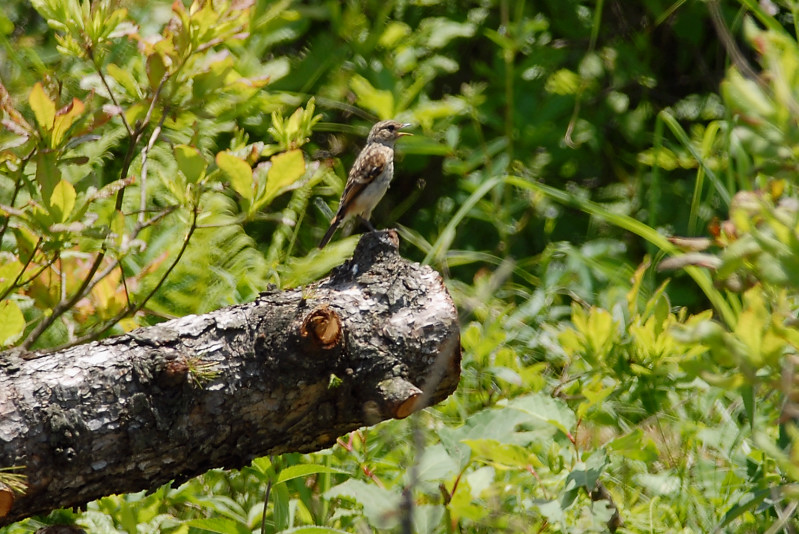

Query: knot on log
300,306,342,350
0,484,13,519
157,356,190,388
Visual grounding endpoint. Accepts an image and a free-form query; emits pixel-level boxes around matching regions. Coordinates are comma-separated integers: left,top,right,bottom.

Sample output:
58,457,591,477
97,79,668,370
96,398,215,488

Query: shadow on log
0,230,461,525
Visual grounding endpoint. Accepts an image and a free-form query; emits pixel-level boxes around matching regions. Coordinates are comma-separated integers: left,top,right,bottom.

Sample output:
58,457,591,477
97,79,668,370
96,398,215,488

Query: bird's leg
357,215,377,232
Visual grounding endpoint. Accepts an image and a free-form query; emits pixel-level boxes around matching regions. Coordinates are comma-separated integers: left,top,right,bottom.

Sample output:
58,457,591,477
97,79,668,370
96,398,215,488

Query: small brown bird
318,120,412,248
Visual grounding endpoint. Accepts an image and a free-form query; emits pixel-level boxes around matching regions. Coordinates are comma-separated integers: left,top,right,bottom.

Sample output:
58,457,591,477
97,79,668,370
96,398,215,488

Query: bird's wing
337,145,389,210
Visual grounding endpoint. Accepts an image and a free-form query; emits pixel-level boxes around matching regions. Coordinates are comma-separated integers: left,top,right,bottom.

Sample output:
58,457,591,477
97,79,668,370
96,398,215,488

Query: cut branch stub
0,484,13,519
377,377,423,419
300,305,342,350
0,229,461,525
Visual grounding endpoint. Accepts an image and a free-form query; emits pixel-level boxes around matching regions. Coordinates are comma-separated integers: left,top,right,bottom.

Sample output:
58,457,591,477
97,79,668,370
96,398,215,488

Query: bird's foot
358,216,377,232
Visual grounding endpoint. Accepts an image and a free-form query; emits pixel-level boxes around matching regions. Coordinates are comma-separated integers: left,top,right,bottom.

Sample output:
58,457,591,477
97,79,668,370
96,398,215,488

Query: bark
0,230,461,525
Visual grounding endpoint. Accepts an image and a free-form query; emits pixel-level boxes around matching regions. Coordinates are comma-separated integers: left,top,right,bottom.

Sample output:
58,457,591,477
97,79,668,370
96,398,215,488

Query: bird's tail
318,216,341,248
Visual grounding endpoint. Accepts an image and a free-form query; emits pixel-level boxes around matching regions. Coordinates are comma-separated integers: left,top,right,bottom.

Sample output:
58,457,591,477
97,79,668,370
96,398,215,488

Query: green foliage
2,0,799,532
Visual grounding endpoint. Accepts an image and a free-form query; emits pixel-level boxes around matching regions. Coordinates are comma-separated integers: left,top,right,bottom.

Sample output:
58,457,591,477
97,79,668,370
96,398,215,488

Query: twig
21,249,106,350
140,74,169,136
0,238,41,301
15,254,59,291
50,203,199,351
89,48,134,137
0,149,35,246
135,202,198,311
138,111,168,224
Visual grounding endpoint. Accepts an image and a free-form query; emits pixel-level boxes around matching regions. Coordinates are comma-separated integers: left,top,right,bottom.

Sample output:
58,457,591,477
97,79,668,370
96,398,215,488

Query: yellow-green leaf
12,226,38,263
52,98,85,147
350,74,394,120
0,259,23,297
109,209,126,249
216,151,253,201
146,53,167,91
174,145,207,183
545,69,581,95
29,82,55,132
462,439,539,469
265,149,305,202
0,300,25,346
48,179,76,223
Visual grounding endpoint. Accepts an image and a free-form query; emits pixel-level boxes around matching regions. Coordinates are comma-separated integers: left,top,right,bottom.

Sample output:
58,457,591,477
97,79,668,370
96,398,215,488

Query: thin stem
140,74,169,136
138,111,168,224
260,462,274,534
51,205,177,315
90,49,134,137
16,254,58,290
0,149,35,246
54,204,199,350
565,0,604,147
136,203,198,311
0,238,41,301
22,248,106,350
500,0,514,160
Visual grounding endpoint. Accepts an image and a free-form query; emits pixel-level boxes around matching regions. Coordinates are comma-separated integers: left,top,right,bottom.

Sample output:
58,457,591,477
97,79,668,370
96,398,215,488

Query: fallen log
0,230,461,525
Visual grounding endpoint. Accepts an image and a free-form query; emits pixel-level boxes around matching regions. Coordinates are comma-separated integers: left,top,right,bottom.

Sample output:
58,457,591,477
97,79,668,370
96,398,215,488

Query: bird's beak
397,123,414,137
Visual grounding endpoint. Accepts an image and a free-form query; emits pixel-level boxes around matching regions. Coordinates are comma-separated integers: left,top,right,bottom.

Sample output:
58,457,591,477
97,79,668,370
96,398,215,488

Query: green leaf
276,464,349,484
462,439,538,469
715,487,772,530
263,149,305,204
36,151,62,204
29,82,55,132
280,528,351,534
505,392,576,437
634,471,681,497
216,151,253,201
607,429,658,462
0,300,25,346
0,11,13,35
272,482,290,531
411,444,459,484
561,449,607,509
505,176,737,328
248,456,272,477
48,179,76,223
413,504,446,534
185,517,251,534
534,499,564,523
324,479,401,530
174,145,207,183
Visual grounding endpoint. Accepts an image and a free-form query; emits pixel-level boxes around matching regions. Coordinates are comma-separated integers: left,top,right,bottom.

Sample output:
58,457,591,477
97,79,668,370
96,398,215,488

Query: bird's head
367,120,413,146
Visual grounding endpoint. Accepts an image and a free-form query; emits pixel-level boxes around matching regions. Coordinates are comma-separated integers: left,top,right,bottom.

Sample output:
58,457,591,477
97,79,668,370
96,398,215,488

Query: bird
318,119,413,248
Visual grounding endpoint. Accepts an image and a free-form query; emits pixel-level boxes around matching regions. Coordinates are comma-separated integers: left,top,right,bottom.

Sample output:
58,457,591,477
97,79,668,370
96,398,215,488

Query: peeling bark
0,230,461,525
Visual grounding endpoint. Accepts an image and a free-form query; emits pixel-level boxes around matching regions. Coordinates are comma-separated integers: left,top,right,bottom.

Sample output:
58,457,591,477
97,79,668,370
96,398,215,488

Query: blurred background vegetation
2,0,799,532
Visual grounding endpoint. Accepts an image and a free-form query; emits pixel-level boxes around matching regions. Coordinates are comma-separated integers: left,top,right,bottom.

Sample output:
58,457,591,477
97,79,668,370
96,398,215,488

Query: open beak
397,123,414,137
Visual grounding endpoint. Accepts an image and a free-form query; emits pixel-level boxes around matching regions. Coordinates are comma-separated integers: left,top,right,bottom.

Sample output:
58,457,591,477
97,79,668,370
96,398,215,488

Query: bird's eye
386,124,395,131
